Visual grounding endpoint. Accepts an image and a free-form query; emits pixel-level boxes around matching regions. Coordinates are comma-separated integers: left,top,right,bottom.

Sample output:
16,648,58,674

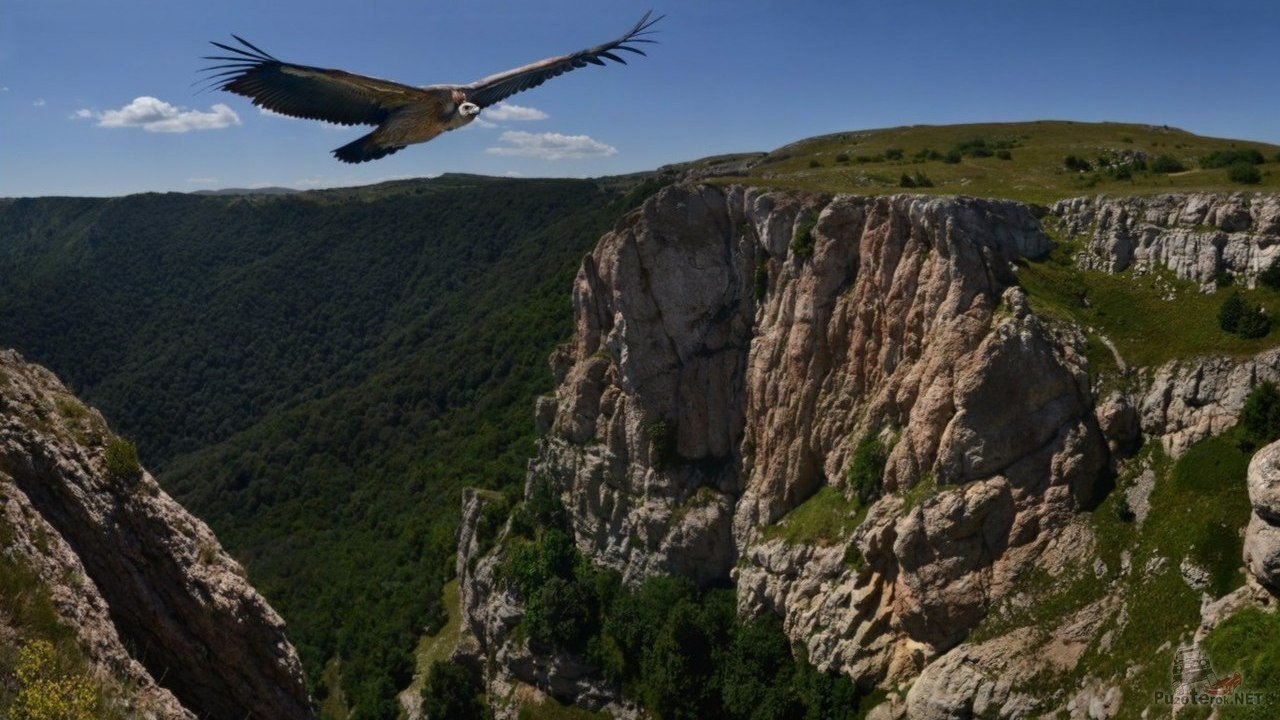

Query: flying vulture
202,12,662,163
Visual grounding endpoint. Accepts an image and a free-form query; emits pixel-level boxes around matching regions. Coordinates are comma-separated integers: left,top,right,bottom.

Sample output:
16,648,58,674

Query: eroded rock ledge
0,349,313,720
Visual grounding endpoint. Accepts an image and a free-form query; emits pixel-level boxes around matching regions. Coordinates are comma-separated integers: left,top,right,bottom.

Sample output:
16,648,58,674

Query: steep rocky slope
456,186,1280,719
0,349,312,719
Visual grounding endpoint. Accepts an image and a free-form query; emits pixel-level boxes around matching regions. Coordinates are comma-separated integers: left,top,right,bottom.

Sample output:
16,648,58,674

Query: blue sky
3,0,1279,197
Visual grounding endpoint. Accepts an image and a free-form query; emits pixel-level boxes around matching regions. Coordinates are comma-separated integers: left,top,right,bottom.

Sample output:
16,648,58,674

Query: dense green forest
0,175,665,717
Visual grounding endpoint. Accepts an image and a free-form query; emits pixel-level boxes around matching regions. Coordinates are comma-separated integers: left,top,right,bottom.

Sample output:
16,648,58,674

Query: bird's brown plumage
201,12,661,163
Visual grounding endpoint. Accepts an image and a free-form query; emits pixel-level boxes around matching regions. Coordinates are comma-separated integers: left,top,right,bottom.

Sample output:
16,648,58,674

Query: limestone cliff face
458,184,1113,709
0,349,312,720
1054,192,1280,287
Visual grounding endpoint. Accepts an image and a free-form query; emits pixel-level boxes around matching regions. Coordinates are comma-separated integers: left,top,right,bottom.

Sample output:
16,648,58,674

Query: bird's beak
460,102,480,117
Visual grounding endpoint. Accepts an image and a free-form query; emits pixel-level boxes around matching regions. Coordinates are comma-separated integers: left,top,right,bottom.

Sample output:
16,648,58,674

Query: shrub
1228,160,1262,185
807,159,822,168
646,418,680,470
912,171,934,187
1218,291,1248,333
1242,382,1280,449
1220,291,1270,338
12,640,98,720
1064,155,1093,172
943,150,962,164
898,174,916,189
953,138,992,157
884,147,904,160
834,153,850,163
1238,305,1271,338
527,576,594,649
754,259,770,300
1202,148,1265,169
104,436,142,485
1150,154,1185,173
846,434,888,505
790,213,817,261
996,149,1013,160
421,661,490,720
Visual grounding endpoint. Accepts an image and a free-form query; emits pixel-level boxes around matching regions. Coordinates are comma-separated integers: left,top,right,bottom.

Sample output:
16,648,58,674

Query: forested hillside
0,174,664,716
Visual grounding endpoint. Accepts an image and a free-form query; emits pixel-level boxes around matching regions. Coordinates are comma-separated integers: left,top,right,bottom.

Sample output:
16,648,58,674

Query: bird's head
459,102,480,117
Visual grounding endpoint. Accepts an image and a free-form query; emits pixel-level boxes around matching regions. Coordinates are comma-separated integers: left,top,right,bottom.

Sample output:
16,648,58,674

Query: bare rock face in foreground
0,349,313,720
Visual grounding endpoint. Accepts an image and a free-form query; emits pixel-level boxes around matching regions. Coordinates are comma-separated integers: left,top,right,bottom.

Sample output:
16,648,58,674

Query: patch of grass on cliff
708,120,1280,204
1202,607,1280,719
405,578,462,712
0,516,132,719
1016,237,1280,369
965,428,1254,717
518,696,610,720
761,486,866,546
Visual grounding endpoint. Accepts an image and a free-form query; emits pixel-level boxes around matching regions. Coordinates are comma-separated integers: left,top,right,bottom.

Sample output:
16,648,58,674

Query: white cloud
95,96,240,133
0,86,9,92
32,98,45,107
70,108,93,120
504,170,522,177
485,131,616,160
483,103,548,122
187,176,219,184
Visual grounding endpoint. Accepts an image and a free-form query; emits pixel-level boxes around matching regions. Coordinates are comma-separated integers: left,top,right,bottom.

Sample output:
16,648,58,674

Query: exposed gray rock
1140,348,1280,456
1053,193,1280,287
1095,391,1140,455
0,349,312,720
1245,440,1280,591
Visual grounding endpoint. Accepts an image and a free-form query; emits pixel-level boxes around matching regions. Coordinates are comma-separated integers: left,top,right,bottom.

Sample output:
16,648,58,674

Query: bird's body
202,13,660,163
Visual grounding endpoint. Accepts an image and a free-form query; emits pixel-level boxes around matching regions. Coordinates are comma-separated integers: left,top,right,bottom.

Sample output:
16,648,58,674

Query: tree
1242,382,1280,449
1150,154,1185,173
1219,292,1248,333
421,661,490,720
1228,161,1262,185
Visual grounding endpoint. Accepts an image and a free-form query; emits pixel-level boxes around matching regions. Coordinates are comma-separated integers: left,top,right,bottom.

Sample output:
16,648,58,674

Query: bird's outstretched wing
201,36,425,126
462,11,662,109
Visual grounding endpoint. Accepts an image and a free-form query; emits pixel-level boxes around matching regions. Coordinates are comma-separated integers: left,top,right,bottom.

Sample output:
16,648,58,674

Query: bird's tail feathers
333,133,402,164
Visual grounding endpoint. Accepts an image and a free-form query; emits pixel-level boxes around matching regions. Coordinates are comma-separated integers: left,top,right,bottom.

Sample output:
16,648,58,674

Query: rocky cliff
456,186,1280,719
0,349,312,719
1055,192,1280,288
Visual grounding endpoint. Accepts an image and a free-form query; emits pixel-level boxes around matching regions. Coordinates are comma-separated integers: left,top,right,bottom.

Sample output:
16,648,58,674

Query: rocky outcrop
1053,193,1280,287
1245,439,1280,590
459,184,1111,702
0,349,312,720
1139,348,1280,456
454,488,640,719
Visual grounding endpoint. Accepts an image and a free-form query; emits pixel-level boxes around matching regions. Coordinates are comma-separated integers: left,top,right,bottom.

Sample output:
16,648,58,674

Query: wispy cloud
486,131,616,160
86,96,240,133
484,103,548,122
70,108,93,120
187,176,219,184
32,98,46,107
